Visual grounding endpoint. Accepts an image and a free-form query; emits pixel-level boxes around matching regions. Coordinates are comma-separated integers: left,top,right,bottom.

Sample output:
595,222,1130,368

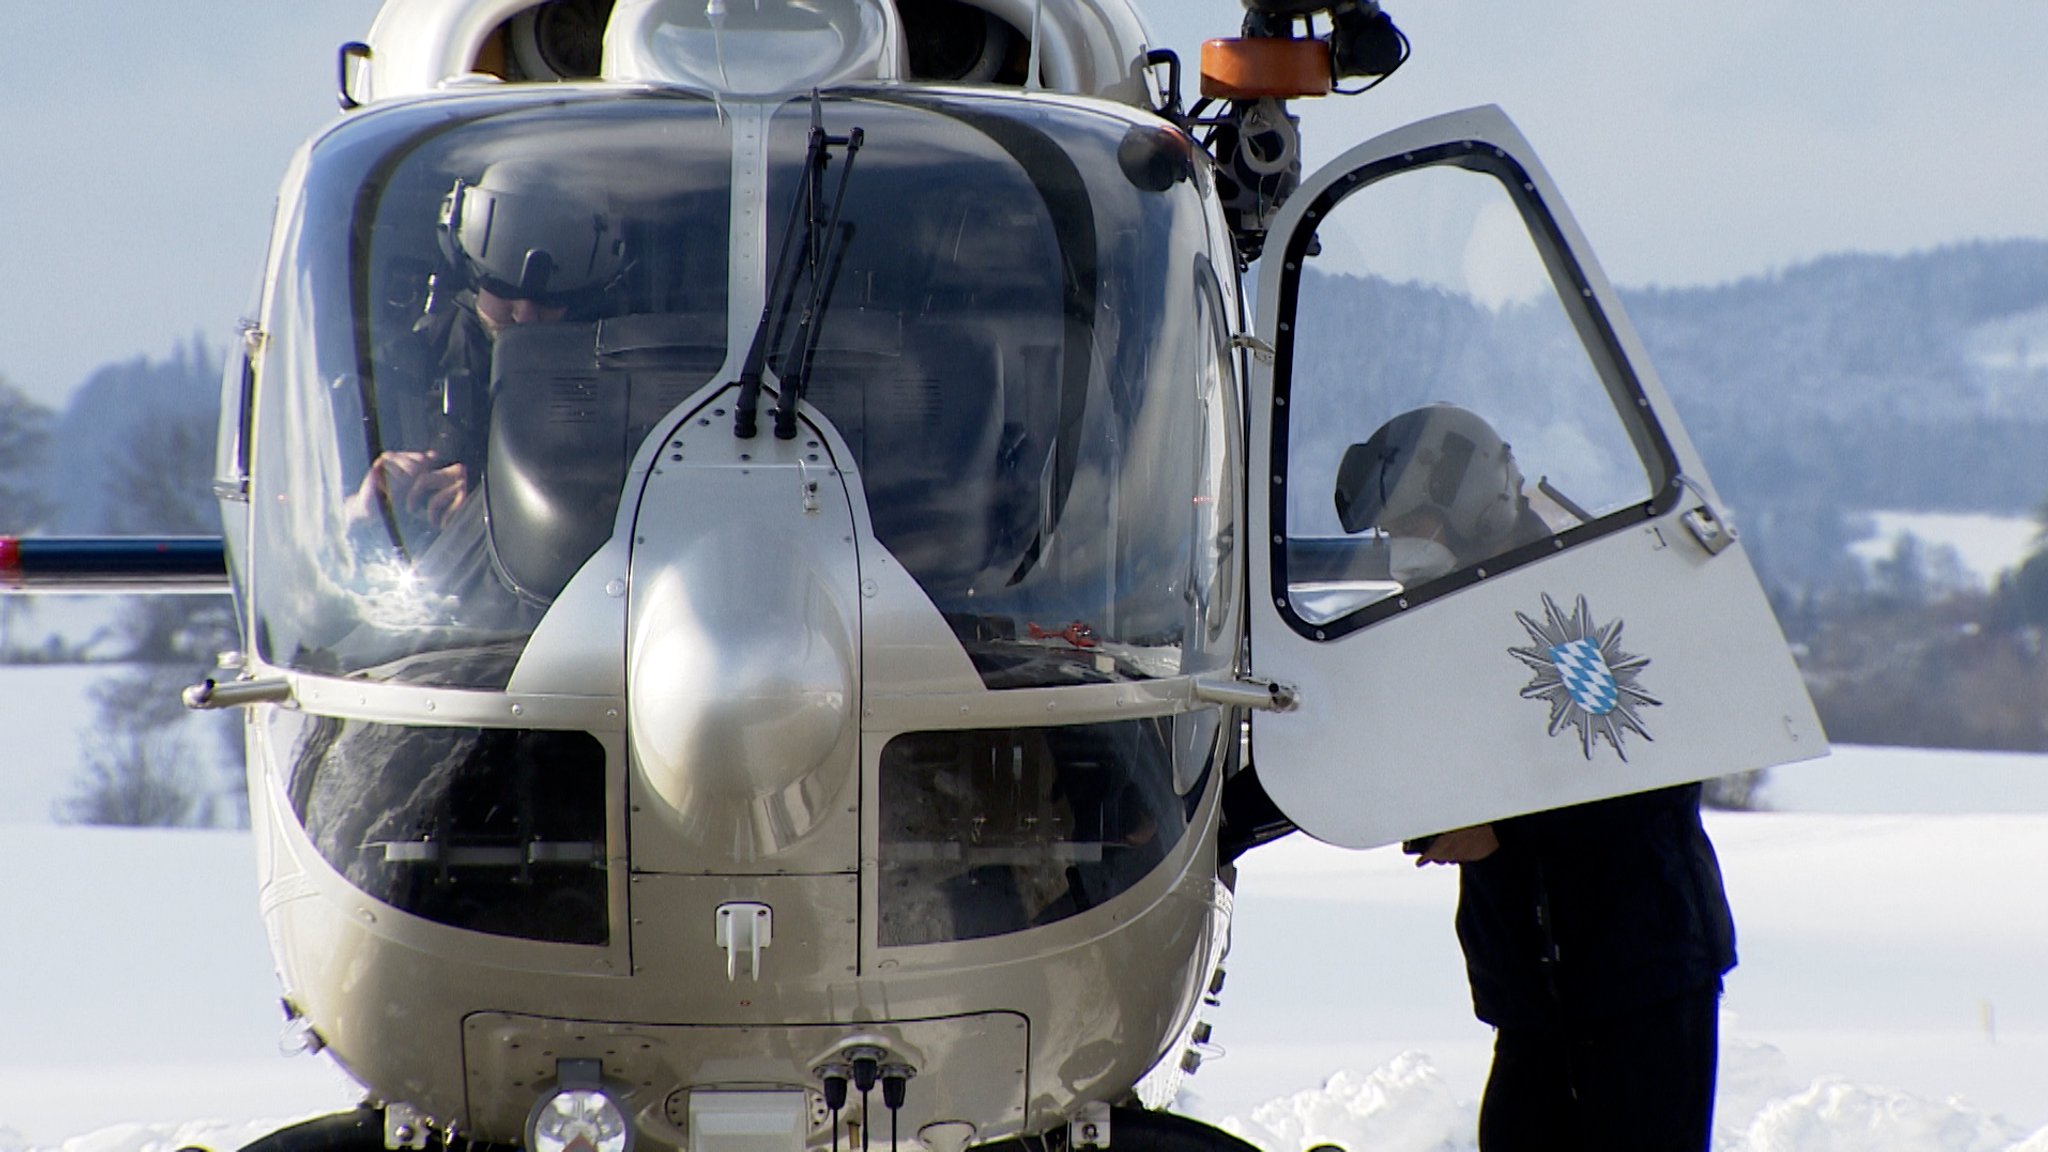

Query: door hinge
1230,334,1275,363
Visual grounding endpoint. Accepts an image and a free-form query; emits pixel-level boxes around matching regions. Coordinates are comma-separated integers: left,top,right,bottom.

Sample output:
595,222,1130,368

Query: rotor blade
0,537,230,594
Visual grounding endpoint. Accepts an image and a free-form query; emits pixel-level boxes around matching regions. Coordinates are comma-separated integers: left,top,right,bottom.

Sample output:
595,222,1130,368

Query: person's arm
1405,783,1701,866
1410,823,1499,866
348,449,471,530
1491,783,1699,854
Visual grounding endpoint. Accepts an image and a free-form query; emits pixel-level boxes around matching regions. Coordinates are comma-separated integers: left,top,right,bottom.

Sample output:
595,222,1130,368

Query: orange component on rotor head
1199,37,1333,101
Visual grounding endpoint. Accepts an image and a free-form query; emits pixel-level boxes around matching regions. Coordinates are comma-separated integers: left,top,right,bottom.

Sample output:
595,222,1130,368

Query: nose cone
632,525,853,787
628,520,859,864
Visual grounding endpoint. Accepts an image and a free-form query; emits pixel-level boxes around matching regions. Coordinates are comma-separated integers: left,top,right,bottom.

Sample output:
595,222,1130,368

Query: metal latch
1672,476,1737,557
717,902,774,981
1680,503,1736,556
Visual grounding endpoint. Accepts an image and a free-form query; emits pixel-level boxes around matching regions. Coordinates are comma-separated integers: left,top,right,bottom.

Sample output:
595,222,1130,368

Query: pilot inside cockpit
1331,403,1552,584
349,159,627,540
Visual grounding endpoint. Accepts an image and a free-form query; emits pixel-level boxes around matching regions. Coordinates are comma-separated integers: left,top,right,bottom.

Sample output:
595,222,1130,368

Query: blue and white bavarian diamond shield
1511,594,1662,760
1549,637,1619,716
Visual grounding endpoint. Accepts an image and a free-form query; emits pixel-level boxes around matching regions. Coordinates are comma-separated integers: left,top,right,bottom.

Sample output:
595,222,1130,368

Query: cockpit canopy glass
251,89,1237,693
252,93,733,687
773,95,1238,689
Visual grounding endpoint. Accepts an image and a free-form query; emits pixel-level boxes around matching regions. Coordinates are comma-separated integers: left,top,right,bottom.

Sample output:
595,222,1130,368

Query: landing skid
982,1108,1266,1152
227,1107,515,1152
223,1105,1263,1152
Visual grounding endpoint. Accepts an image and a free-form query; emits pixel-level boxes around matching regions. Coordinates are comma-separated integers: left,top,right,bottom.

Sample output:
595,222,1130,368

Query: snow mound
1218,1054,1475,1152
1727,1077,2034,1152
1206,1046,2048,1152
0,1117,312,1152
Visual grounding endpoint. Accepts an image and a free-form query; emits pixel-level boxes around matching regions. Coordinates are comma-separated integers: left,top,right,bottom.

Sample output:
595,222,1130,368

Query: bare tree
53,339,248,825
54,729,206,828
0,373,52,527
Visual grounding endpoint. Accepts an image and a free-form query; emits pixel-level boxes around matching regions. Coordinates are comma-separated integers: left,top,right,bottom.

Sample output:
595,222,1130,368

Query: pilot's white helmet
440,159,625,305
1333,403,1526,555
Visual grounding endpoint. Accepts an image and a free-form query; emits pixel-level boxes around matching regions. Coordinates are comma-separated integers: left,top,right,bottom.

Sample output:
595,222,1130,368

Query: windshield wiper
734,93,865,441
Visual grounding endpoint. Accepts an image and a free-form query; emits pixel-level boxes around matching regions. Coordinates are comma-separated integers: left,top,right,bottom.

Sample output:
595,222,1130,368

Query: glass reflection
1282,160,1663,624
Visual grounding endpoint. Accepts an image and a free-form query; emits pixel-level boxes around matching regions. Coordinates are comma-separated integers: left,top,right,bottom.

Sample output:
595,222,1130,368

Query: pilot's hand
1413,824,1498,866
353,450,471,531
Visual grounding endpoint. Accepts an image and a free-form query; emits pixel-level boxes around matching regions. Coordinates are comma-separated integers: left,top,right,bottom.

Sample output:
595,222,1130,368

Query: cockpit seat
802,312,1009,594
485,312,726,603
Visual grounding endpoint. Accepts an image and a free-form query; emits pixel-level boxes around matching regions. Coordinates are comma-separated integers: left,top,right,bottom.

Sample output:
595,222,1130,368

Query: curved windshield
773,96,1237,689
252,90,1236,693
277,710,609,944
877,716,1210,946
253,94,731,687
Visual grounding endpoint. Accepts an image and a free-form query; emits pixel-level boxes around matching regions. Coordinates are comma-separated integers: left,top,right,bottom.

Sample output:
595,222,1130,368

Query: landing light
528,1062,634,1152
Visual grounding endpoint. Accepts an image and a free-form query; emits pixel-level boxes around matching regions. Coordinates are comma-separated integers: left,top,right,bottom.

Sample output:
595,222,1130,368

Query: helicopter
0,0,1825,1150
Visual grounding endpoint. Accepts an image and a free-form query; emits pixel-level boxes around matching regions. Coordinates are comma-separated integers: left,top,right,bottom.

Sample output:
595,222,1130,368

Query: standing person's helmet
439,159,626,306
1333,403,1526,555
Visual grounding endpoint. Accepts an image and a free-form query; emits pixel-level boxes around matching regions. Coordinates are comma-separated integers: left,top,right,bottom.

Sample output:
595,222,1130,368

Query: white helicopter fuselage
229,1,1241,1146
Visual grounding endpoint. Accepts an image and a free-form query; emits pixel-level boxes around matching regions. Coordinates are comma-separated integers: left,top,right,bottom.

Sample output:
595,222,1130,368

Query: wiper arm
773,119,862,441
734,93,865,440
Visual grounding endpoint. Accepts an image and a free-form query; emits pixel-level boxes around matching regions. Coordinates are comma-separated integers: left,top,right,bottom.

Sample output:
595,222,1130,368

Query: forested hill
1628,239,2048,425
1624,238,2048,588
1288,237,2048,591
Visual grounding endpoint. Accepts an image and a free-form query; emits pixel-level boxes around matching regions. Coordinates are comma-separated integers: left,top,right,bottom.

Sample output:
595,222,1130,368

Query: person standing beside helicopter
1417,786,1731,1152
1337,404,1735,1151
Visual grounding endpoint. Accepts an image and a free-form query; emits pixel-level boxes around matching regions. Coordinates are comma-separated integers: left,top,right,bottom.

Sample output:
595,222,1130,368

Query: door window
1273,148,1674,637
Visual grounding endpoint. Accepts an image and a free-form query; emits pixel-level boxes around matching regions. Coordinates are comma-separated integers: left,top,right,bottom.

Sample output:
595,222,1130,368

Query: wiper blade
734,93,865,440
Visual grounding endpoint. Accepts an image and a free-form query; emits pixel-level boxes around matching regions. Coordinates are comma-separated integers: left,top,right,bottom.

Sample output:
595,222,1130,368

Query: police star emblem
1510,593,1661,760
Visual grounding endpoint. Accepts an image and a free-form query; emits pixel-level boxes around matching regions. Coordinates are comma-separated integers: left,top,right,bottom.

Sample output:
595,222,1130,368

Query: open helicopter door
1244,105,1824,849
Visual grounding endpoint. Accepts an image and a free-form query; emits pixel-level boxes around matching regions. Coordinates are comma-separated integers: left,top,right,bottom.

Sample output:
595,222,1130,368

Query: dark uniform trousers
1478,980,1722,1151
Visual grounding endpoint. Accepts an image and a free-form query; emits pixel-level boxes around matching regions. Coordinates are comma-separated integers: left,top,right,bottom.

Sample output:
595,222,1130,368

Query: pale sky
2,0,2041,408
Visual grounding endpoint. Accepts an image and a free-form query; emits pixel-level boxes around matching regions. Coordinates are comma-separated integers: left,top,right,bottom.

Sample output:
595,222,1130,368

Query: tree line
0,341,241,827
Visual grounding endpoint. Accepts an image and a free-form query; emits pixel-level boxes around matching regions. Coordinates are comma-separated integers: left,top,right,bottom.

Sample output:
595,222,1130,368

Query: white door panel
1246,106,1824,849
1258,519,1823,848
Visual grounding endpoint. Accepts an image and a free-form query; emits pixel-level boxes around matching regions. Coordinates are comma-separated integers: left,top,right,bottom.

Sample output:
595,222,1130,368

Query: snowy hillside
3,747,2045,1152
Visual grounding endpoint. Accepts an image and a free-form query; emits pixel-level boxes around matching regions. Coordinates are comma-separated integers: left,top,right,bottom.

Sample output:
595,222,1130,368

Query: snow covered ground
2,746,2046,1152
1847,510,2040,590
1188,796,2048,1151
